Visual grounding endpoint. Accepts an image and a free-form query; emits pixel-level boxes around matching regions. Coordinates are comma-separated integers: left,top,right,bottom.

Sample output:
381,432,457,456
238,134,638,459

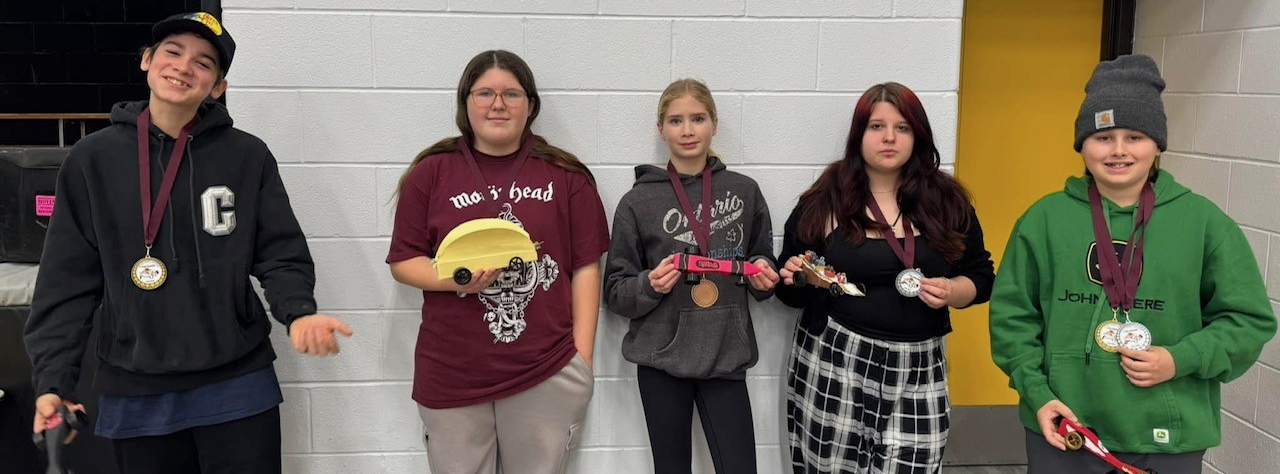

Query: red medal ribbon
458,135,533,215
1088,181,1156,312
665,161,713,256
137,108,199,248
867,195,915,269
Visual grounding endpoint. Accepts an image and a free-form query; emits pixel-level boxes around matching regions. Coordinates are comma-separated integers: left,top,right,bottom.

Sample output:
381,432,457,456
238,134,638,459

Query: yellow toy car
433,218,538,285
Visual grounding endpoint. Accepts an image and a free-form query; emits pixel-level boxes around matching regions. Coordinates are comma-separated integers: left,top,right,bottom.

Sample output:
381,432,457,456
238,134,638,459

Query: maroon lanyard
1088,181,1156,312
665,161,712,256
867,195,914,269
459,136,533,215
137,108,198,248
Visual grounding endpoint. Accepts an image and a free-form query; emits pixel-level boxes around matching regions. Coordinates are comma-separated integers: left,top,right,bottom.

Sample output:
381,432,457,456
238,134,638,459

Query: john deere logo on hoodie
1056,240,1165,310
1086,240,1136,286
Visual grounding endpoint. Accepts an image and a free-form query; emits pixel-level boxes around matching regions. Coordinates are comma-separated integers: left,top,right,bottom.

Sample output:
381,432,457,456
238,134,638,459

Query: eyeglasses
469,88,527,108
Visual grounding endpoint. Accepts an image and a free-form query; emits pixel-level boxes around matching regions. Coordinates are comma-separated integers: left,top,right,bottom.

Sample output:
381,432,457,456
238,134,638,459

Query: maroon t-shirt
387,148,609,409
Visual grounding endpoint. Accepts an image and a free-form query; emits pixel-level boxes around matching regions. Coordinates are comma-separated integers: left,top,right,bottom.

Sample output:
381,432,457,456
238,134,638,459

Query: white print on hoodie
662,190,747,260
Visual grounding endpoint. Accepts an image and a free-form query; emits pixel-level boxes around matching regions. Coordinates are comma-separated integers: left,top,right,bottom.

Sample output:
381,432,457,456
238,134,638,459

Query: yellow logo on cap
185,12,224,36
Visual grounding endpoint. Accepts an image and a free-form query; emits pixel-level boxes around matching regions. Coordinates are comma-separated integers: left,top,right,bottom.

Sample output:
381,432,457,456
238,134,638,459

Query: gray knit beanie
1073,54,1167,152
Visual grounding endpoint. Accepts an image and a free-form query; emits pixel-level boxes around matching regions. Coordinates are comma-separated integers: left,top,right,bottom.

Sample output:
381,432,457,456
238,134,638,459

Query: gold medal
691,278,719,308
1094,320,1122,352
131,247,167,290
132,109,196,293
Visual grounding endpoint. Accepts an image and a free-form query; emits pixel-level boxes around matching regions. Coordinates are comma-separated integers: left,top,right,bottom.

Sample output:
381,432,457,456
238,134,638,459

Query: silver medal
1118,321,1152,351
895,268,924,297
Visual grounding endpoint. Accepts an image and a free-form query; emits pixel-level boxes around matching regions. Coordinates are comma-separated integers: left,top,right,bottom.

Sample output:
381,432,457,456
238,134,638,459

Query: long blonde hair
657,79,721,160
396,50,595,196
658,79,718,124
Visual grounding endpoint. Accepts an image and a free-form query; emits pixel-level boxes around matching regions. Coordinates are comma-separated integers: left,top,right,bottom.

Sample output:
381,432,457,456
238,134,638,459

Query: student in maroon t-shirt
386,50,608,474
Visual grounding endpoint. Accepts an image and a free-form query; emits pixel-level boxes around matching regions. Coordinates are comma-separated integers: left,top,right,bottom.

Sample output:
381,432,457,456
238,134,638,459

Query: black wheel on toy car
508,256,524,272
453,268,472,285
793,270,808,287
1064,431,1084,451
829,285,842,296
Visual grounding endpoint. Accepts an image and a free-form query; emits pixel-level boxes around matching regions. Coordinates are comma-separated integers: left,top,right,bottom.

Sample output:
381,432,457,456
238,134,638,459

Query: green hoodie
990,171,1275,454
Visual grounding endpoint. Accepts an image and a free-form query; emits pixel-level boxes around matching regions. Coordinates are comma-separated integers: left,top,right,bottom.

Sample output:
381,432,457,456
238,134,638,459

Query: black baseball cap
152,12,236,74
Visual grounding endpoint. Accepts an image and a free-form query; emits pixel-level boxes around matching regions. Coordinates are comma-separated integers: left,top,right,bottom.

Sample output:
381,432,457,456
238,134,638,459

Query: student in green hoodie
989,54,1276,474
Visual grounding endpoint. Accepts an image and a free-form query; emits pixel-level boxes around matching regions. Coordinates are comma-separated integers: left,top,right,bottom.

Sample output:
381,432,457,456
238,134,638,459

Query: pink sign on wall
36,195,55,217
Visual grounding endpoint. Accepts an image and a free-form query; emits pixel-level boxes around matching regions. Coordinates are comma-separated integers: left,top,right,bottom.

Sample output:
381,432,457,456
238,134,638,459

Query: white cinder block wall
1133,1,1280,473
219,1,964,472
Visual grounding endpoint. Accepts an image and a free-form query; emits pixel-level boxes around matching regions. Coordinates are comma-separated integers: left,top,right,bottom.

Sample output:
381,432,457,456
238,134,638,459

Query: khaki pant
418,355,593,474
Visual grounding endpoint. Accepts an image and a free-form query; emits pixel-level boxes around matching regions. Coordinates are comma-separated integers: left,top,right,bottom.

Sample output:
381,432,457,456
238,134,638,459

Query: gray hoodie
604,156,775,380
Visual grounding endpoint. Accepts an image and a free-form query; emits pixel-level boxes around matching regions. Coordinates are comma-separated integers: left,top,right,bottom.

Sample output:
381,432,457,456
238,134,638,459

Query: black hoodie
24,100,317,398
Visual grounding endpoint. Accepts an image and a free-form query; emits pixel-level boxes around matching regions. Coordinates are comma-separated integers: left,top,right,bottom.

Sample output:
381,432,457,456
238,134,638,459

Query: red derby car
1057,418,1158,474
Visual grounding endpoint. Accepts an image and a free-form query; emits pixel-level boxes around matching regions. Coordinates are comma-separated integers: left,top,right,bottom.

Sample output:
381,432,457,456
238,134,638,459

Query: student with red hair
776,82,995,474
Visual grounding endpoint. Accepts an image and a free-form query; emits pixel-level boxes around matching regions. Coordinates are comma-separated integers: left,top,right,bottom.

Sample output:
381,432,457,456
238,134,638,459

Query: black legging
637,365,757,474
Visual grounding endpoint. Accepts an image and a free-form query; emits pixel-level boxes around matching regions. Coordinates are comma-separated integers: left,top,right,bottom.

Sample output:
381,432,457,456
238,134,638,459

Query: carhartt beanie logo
1073,54,1167,152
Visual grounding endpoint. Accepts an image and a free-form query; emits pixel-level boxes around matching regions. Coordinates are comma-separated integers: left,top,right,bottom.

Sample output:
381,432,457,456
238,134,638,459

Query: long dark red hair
796,82,973,261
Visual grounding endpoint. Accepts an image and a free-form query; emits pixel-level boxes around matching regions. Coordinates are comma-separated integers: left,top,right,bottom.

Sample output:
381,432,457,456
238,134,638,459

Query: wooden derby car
792,250,865,297
433,218,537,285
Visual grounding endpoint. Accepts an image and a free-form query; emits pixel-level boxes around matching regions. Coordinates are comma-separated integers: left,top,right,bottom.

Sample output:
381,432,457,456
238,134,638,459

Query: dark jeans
1025,428,1203,474
111,406,282,474
637,365,757,474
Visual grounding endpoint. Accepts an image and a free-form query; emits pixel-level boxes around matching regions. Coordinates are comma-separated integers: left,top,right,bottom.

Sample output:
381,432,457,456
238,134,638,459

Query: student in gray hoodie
604,79,779,474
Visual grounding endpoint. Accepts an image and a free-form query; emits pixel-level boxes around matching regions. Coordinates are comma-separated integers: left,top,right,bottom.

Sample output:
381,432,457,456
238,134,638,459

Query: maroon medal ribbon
137,108,198,249
666,161,712,256
1088,181,1156,312
866,195,915,269
459,135,533,215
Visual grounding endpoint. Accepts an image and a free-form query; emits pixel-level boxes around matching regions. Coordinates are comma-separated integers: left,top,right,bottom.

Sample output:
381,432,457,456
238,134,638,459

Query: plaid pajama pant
787,315,950,474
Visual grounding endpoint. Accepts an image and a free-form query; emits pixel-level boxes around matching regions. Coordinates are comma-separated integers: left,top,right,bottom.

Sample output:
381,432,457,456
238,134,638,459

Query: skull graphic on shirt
477,204,560,344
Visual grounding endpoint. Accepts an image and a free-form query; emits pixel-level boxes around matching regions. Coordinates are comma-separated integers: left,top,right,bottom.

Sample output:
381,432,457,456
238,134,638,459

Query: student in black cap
25,12,351,474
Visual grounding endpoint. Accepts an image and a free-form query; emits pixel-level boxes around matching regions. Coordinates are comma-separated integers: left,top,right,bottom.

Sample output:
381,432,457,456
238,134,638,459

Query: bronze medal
691,278,719,308
666,160,720,309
